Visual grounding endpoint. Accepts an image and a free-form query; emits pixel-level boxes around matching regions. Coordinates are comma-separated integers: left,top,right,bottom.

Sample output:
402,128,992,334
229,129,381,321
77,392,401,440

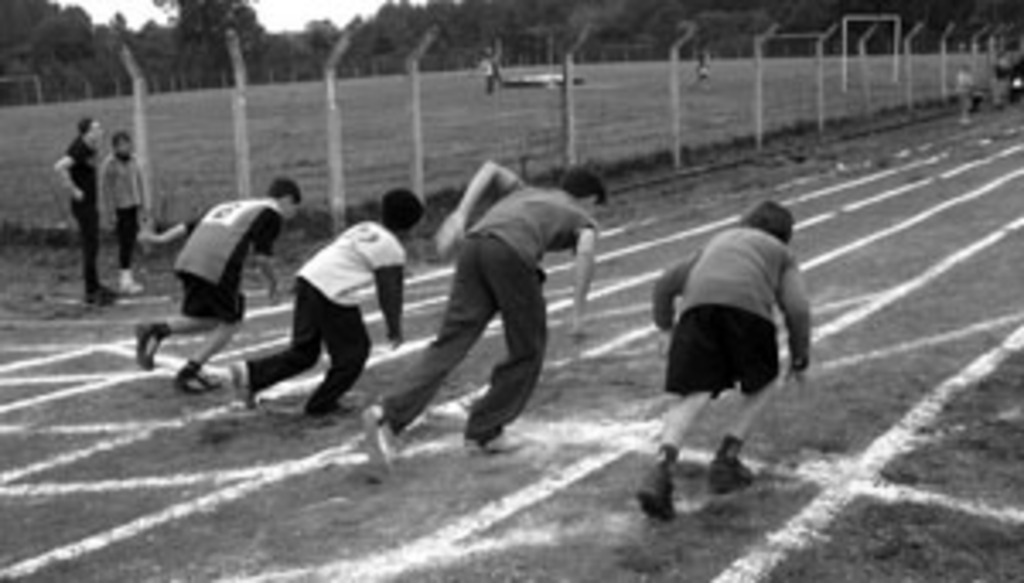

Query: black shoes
134,323,167,371
636,464,676,521
708,456,755,495
174,366,223,394
85,286,118,307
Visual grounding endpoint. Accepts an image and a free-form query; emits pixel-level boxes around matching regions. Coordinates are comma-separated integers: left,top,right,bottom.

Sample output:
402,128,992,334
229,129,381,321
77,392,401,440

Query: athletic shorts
177,272,245,324
664,305,779,398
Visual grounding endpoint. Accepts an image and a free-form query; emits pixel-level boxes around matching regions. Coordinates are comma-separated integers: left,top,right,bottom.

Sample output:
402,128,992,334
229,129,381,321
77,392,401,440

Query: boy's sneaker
228,362,256,409
174,366,222,394
636,464,676,521
85,287,118,307
119,275,144,296
464,433,526,456
134,323,167,371
708,456,755,495
362,405,397,473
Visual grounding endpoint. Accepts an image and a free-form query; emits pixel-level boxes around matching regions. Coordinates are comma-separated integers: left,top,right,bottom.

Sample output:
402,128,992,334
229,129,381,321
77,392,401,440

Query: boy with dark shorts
362,161,606,469
636,201,812,521
225,189,424,416
134,178,301,393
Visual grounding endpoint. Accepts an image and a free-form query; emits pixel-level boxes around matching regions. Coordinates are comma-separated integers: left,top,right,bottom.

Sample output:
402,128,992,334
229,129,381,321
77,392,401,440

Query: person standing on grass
635,201,812,521
226,189,424,417
957,65,975,125
363,160,606,470
100,131,146,295
54,117,117,306
134,178,301,393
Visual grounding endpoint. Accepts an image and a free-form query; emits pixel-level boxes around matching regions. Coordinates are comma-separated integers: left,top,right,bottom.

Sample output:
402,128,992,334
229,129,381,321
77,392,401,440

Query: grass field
2,102,1024,581
0,52,976,228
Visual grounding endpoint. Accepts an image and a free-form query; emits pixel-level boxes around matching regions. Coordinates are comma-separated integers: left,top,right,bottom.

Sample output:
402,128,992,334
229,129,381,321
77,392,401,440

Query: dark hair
267,177,302,204
741,200,794,244
381,188,424,232
560,167,607,205
77,117,95,136
111,131,132,146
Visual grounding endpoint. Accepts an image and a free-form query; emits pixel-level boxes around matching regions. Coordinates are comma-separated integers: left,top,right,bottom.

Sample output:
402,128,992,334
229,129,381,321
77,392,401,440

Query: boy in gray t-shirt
364,161,606,470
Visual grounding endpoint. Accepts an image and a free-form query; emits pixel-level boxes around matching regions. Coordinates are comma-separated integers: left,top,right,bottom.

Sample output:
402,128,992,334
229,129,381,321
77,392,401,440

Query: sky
57,0,404,32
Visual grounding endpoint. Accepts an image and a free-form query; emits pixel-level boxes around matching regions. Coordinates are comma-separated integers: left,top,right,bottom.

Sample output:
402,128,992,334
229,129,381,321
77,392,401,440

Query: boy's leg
73,202,106,302
304,303,370,416
464,239,547,448
378,239,496,436
117,208,143,294
245,280,323,401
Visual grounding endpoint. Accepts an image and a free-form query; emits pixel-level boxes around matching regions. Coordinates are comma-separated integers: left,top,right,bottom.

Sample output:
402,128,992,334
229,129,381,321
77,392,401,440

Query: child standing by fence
956,65,974,125
100,131,145,295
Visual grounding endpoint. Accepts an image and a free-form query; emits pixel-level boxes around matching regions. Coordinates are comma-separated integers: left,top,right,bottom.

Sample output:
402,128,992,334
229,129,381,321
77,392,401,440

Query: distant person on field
480,48,503,95
54,117,116,306
362,161,606,471
100,131,146,295
635,201,812,521
134,178,302,393
994,51,1013,109
226,189,423,417
695,49,711,89
956,65,975,125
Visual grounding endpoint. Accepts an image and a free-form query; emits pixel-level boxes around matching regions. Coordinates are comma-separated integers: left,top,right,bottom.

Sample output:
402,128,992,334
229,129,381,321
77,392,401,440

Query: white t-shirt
299,222,406,306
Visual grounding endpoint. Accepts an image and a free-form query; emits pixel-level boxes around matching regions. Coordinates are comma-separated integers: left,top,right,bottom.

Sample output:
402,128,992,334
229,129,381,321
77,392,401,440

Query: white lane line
288,212,1024,583
711,323,1024,583
854,481,1024,525
0,324,659,580
0,373,135,388
0,347,98,377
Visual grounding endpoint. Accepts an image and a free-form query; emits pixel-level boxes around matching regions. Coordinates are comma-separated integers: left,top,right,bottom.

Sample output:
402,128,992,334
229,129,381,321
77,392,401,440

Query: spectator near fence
957,65,975,125
54,118,117,306
99,131,146,296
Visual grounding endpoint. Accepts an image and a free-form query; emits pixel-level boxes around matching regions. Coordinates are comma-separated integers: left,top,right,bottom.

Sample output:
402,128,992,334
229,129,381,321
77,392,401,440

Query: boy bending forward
636,201,811,521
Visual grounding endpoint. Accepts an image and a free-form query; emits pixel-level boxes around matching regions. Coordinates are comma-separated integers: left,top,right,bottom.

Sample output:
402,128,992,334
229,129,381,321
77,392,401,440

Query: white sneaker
228,362,256,410
119,273,144,295
362,405,397,474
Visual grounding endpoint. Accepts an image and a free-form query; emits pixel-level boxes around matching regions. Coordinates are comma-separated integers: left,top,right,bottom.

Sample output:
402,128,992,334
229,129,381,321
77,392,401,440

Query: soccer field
0,54,972,229
2,108,1024,581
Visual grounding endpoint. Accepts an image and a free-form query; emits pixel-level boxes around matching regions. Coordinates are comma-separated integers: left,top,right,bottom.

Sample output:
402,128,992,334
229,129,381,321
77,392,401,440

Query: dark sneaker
85,288,117,307
362,405,396,474
134,324,165,371
636,464,676,521
708,457,755,495
174,366,223,394
464,433,526,456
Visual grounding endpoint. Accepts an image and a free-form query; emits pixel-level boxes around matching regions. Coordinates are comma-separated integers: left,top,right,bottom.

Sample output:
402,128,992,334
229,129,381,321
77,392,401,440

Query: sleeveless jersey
175,200,281,287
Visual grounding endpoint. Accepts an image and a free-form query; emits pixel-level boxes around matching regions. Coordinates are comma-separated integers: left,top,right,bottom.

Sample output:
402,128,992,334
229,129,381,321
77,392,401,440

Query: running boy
134,178,302,393
636,200,811,521
100,131,146,295
363,161,606,469
225,189,424,416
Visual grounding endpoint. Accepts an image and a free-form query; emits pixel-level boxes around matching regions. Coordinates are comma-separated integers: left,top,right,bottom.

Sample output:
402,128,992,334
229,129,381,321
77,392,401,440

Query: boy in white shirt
227,189,424,417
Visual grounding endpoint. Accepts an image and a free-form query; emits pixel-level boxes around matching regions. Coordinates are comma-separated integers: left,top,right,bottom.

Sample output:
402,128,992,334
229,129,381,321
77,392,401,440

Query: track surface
3,117,1024,582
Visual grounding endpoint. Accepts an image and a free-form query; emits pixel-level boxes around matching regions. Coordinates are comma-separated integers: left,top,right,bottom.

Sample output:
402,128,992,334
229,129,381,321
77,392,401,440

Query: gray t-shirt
469,187,597,266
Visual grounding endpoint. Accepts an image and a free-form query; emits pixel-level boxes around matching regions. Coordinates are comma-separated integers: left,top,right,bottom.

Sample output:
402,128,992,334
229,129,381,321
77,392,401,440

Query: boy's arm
779,263,812,372
54,156,82,201
570,228,598,338
138,223,189,245
453,160,522,224
252,254,279,303
651,251,699,332
373,266,405,348
98,158,114,226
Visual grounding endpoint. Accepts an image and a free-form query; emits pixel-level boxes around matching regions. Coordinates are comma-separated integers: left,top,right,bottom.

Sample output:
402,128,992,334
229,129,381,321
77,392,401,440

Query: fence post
817,24,839,136
753,24,779,150
226,30,252,199
562,25,592,167
324,30,354,232
971,25,991,78
670,21,697,168
858,24,880,113
940,23,956,100
407,26,439,202
119,45,157,224
904,22,925,111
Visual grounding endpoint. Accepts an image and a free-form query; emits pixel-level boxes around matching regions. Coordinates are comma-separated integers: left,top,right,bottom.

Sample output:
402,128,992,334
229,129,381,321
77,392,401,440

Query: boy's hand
788,357,810,386
658,331,672,357
71,188,84,202
569,315,586,342
389,335,404,351
267,284,281,305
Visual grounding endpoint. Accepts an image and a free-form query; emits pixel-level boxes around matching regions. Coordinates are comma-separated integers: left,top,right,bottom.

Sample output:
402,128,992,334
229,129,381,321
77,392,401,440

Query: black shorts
664,305,779,398
177,272,245,324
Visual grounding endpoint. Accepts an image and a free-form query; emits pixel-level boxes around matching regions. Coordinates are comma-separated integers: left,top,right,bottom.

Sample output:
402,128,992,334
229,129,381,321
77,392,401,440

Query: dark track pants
71,201,100,295
116,206,140,270
383,235,547,444
247,278,370,416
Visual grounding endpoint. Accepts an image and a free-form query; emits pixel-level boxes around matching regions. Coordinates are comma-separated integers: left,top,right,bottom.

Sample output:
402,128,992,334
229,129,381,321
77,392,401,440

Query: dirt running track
2,114,1024,582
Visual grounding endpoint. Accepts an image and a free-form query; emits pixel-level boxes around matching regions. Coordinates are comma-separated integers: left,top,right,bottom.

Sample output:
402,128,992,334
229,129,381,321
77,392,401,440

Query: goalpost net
0,75,43,106
841,14,902,93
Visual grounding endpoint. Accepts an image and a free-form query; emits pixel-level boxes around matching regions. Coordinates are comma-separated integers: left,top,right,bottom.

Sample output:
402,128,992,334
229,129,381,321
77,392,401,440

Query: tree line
1,0,1022,105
